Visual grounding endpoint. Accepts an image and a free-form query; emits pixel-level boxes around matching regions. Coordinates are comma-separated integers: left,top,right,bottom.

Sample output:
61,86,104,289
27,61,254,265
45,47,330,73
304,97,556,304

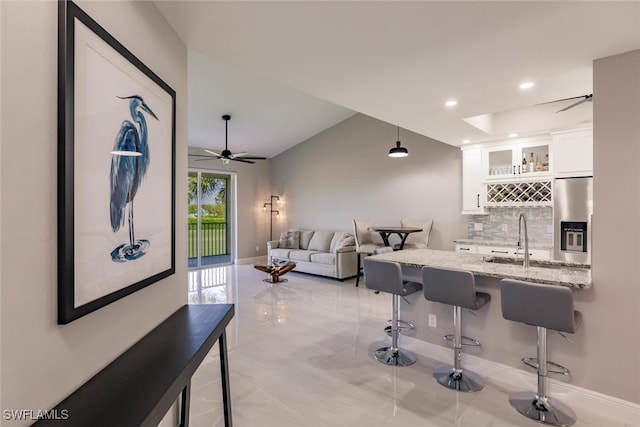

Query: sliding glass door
188,171,232,268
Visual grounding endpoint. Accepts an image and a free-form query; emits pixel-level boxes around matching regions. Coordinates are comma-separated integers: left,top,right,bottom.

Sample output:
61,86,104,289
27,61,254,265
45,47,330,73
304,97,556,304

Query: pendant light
388,126,408,158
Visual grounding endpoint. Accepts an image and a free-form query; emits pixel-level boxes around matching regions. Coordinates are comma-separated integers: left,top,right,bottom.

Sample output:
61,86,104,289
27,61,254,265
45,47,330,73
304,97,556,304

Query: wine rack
485,181,552,206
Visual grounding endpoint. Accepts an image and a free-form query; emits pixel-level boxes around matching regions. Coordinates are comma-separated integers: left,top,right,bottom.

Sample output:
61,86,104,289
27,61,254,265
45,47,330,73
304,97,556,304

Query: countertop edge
371,249,592,289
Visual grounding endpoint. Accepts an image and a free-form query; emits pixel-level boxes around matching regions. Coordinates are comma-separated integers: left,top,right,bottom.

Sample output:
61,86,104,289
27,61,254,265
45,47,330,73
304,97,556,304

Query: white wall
1,1,188,424
270,113,466,248
590,49,640,403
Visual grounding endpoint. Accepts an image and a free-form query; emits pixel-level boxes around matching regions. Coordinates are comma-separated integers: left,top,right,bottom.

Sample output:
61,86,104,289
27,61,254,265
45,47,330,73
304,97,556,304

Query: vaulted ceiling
156,1,640,158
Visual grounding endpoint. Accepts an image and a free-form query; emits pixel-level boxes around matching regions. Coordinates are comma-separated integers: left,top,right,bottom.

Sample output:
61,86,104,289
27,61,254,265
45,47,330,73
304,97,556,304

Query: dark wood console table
33,304,235,427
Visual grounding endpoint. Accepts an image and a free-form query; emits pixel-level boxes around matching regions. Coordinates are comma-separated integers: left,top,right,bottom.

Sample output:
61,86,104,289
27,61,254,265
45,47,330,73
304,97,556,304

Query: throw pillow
308,231,335,252
330,232,356,252
278,231,300,249
295,230,315,250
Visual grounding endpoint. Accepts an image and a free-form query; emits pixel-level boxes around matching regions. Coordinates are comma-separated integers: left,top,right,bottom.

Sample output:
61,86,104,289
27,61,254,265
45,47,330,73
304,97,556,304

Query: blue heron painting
109,95,158,262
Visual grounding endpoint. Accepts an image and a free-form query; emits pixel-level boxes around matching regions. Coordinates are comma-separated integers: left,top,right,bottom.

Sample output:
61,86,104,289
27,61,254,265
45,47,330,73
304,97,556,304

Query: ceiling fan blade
235,155,267,160
536,95,586,106
229,152,248,158
204,149,222,156
556,97,591,113
231,158,255,164
189,154,220,161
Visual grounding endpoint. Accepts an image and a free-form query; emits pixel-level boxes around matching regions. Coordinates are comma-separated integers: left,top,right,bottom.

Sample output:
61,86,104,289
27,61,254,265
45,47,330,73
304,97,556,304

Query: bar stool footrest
522,357,571,376
444,334,481,348
385,319,415,336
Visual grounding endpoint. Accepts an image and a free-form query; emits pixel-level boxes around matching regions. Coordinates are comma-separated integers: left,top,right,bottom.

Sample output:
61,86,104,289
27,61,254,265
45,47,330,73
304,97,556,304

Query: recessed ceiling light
509,133,518,138
462,139,471,144
445,100,458,107
519,82,535,89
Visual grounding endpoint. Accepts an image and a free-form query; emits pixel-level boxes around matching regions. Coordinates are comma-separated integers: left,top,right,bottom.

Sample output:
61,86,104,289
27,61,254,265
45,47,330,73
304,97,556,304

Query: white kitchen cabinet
484,138,552,180
461,148,487,215
476,245,551,260
455,242,551,260
552,127,593,177
455,244,478,254
476,245,512,256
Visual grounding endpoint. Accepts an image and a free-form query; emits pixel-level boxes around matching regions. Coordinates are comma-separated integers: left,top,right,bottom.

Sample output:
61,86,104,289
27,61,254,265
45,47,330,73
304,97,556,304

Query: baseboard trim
403,336,640,425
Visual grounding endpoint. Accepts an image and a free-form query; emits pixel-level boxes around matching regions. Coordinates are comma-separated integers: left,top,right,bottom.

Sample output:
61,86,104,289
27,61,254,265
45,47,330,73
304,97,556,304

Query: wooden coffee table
254,260,296,283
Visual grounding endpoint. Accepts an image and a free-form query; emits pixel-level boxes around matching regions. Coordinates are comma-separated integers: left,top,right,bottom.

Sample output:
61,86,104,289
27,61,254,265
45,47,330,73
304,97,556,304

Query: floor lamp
263,195,280,241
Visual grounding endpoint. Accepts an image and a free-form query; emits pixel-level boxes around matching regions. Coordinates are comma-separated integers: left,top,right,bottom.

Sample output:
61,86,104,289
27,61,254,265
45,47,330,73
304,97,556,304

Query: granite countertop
454,238,553,250
370,249,591,289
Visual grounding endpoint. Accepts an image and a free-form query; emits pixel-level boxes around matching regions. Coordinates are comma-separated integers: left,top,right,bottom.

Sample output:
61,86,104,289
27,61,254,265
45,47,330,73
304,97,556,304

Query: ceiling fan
190,114,267,164
538,94,593,113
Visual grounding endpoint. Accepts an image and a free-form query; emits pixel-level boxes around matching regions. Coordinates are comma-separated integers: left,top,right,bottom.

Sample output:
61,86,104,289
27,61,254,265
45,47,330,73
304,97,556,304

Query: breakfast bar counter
370,249,592,289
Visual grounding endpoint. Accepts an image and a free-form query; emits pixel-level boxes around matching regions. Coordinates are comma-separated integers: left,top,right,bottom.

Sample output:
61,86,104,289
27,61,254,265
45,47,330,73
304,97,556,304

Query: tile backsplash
466,207,552,244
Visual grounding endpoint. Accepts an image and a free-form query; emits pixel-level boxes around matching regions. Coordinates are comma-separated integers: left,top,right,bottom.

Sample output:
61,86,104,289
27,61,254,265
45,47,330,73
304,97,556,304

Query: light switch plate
474,223,483,231
502,223,508,232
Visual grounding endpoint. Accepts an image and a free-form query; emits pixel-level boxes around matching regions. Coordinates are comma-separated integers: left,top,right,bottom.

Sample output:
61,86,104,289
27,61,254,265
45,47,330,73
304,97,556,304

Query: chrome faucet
517,212,530,269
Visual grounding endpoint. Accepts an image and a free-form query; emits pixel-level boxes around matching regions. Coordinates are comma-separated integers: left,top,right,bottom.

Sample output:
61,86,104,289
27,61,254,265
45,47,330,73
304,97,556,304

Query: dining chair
352,219,385,287
393,219,433,250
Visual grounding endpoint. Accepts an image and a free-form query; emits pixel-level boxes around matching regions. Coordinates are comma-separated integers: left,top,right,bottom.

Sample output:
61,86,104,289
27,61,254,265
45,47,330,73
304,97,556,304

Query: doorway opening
188,170,235,268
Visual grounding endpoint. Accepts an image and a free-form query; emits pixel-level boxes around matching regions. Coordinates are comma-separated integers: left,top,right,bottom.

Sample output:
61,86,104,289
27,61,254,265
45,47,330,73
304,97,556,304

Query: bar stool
363,258,422,366
372,247,417,337
500,279,583,427
422,266,491,392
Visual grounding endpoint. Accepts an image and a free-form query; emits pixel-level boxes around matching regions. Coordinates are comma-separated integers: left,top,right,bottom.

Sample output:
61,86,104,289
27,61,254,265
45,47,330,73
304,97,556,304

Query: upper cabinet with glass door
483,136,552,180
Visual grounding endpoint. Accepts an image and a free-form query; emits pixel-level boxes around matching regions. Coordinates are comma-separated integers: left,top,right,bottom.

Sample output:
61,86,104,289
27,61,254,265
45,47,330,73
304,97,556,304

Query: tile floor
187,265,632,427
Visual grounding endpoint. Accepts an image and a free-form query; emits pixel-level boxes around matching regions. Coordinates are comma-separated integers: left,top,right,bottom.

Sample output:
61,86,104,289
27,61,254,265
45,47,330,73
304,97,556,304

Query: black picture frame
58,0,176,324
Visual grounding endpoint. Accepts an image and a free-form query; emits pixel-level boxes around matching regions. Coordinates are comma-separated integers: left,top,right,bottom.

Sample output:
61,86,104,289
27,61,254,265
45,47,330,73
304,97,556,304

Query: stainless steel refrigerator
553,176,593,264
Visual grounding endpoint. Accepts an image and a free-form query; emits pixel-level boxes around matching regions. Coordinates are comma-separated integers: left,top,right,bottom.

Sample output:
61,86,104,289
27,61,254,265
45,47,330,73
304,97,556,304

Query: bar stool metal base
509,391,577,426
433,365,484,392
374,347,417,366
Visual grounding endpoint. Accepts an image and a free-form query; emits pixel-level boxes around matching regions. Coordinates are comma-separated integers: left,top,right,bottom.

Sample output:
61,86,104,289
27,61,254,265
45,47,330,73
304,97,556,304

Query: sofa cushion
278,231,300,249
310,252,336,265
288,250,320,262
308,231,335,252
330,232,356,252
270,248,291,259
296,230,315,250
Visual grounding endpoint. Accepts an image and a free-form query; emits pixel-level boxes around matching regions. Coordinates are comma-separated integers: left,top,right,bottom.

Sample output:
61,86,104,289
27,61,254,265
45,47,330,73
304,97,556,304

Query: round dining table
368,226,423,250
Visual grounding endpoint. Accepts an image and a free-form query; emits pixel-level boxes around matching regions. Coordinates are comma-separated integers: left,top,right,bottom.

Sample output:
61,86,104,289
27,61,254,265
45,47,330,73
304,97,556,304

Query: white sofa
267,229,358,280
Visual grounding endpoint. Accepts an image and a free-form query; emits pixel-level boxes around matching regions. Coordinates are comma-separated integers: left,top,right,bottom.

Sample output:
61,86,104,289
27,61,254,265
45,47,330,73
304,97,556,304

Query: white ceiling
156,1,640,158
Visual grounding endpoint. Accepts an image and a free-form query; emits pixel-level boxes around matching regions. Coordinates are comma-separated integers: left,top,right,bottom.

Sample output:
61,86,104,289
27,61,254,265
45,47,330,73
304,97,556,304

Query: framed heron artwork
58,1,176,324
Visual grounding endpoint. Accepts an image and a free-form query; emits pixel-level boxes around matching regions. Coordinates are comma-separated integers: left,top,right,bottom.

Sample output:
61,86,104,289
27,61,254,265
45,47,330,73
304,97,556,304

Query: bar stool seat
422,266,491,392
364,258,422,366
500,279,583,427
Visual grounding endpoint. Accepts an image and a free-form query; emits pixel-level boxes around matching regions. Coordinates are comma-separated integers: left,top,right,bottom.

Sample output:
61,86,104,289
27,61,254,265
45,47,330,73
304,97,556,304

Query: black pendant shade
388,126,408,157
